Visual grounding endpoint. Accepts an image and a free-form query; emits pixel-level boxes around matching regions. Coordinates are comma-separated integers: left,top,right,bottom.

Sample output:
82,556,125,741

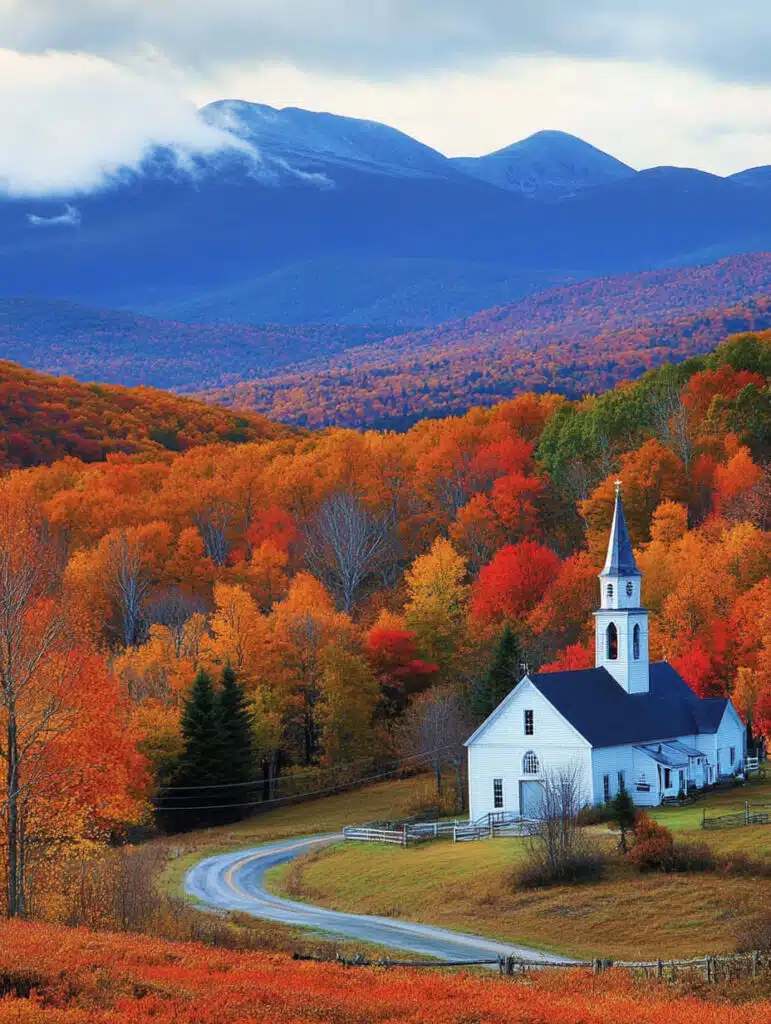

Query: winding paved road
185,835,573,964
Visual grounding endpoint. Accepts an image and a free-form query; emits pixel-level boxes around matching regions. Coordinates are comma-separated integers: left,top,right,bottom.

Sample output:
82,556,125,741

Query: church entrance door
519,780,545,819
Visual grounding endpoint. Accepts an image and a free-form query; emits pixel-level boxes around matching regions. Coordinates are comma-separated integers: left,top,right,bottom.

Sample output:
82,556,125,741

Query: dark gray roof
635,740,704,767
529,662,728,748
601,490,641,577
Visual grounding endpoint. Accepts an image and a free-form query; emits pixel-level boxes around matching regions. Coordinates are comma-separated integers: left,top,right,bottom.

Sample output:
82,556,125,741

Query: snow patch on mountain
451,130,636,198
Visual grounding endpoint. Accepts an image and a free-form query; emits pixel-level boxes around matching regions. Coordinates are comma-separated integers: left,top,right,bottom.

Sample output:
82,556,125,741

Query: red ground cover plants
1,921,770,1023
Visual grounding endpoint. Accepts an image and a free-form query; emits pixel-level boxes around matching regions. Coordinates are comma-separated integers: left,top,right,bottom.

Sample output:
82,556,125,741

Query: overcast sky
2,0,771,195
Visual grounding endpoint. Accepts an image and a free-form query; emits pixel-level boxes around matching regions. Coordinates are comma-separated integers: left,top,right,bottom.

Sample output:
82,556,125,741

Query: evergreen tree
473,623,522,720
218,664,256,786
176,668,224,785
162,668,224,831
610,782,637,854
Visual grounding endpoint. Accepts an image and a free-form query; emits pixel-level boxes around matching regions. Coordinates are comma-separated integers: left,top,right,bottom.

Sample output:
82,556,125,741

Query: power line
154,756,440,812
156,746,452,793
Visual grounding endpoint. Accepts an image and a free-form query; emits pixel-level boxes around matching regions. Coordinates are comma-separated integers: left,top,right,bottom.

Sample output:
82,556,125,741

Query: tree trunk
6,707,22,917
455,763,465,813
434,759,442,796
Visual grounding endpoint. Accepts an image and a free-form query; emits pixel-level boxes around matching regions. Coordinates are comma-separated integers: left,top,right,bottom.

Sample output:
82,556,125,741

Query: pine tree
161,668,225,831
610,782,637,854
177,668,224,785
473,623,522,720
218,664,256,786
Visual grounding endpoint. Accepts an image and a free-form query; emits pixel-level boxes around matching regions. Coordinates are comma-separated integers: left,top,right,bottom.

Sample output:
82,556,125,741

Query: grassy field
159,774,429,898
262,776,771,961
161,771,771,960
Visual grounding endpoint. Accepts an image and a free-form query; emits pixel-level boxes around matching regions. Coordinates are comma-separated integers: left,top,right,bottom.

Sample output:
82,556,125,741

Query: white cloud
0,49,251,196
28,203,81,225
2,1,771,85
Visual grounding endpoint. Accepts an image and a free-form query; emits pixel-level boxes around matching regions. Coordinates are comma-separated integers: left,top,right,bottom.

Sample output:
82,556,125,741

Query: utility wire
156,746,452,793
154,756,440,812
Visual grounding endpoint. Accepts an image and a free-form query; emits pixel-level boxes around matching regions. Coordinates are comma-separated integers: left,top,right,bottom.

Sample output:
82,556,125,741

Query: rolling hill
199,254,771,427
0,360,289,470
0,298,389,388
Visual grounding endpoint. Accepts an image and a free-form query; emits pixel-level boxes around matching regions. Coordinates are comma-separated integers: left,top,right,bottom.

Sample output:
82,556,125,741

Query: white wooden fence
344,813,535,846
343,821,466,846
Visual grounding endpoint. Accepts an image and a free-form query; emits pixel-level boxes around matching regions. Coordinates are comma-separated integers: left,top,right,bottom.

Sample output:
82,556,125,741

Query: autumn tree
404,538,468,680
398,687,471,810
472,541,560,625
365,618,438,728
0,486,146,915
0,495,70,915
304,490,393,612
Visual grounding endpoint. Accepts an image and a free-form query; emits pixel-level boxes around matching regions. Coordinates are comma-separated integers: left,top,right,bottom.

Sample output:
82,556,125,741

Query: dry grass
158,773,430,897
268,839,767,961
159,771,771,960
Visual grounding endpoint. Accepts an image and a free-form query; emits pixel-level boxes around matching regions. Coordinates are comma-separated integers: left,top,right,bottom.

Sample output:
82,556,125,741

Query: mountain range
4,100,771,328
4,253,771,430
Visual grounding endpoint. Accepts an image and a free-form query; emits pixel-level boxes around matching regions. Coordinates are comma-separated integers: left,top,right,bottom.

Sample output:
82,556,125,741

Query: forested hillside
0,361,287,469
0,297,388,388
0,330,768,917
203,255,771,427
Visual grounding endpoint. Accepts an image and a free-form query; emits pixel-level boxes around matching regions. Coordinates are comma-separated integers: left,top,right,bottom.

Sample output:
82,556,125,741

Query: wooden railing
295,949,770,982
702,801,771,829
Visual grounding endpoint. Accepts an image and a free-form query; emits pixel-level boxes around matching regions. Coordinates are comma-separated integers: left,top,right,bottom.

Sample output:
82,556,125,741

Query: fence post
705,957,712,983
656,959,664,980
745,801,750,826
754,950,761,977
402,826,407,848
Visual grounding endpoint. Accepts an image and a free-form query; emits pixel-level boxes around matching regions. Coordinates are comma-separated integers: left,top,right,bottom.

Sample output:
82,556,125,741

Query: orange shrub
628,812,676,872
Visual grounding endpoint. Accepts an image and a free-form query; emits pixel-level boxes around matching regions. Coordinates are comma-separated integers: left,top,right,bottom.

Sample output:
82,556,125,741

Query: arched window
633,624,641,660
606,583,614,600
523,751,539,775
626,581,634,597
606,622,618,661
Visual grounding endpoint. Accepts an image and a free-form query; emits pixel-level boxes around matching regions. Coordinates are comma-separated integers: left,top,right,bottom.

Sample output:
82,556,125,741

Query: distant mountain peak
200,99,452,181
451,129,636,198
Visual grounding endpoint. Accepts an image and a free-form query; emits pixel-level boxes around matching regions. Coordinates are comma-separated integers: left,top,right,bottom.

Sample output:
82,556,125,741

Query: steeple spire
601,482,641,577
594,481,649,694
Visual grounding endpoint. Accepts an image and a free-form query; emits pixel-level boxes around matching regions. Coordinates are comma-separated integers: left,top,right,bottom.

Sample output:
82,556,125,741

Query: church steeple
594,482,650,694
601,481,641,578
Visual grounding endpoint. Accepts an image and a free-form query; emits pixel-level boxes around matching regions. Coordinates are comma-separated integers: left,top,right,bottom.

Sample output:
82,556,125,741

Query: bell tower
594,482,649,694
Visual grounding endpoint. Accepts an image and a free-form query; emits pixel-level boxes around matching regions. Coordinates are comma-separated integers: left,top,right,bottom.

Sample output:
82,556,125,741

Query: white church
466,484,746,820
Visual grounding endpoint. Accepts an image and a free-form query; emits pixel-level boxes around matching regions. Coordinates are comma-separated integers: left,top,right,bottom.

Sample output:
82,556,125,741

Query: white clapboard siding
467,678,591,821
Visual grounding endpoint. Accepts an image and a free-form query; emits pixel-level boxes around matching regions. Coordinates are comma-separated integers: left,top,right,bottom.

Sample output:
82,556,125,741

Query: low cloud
28,203,81,226
0,49,252,197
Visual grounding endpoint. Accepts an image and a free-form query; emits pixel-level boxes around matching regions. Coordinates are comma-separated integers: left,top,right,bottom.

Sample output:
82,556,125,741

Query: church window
524,710,534,736
606,583,613,600
493,779,503,808
523,751,539,775
603,774,611,802
606,622,618,661
730,747,736,766
626,581,634,597
664,768,672,789
618,770,625,792
633,624,641,661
